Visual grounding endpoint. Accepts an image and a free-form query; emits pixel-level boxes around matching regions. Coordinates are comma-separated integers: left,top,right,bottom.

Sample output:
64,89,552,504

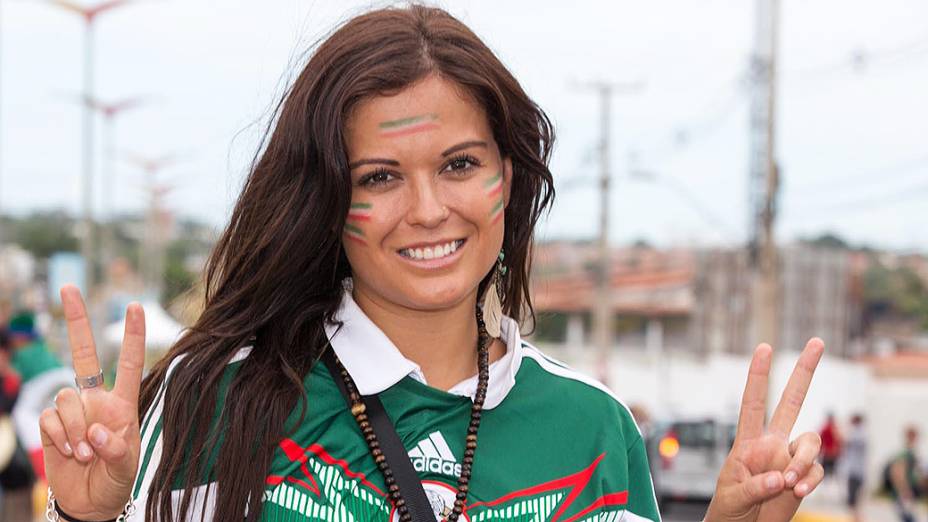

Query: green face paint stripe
344,223,365,236
378,113,438,130
348,202,373,219
484,172,502,188
490,199,504,214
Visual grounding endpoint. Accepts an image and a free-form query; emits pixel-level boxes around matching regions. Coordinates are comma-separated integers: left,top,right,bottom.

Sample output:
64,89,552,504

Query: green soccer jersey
130,292,661,522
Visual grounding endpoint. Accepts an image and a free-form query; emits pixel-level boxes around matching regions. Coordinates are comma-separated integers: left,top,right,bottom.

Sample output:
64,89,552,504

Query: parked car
647,418,736,507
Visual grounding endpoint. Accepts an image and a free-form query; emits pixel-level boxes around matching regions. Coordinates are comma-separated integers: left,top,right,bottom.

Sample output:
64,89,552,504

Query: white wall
539,343,928,489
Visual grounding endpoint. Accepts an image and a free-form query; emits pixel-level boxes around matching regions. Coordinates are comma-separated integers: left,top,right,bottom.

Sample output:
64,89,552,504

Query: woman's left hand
704,338,825,522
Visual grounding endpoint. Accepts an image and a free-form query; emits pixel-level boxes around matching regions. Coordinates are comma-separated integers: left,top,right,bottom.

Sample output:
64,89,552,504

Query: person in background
884,426,925,522
0,327,21,418
820,413,844,479
0,327,36,522
6,311,70,481
843,413,867,522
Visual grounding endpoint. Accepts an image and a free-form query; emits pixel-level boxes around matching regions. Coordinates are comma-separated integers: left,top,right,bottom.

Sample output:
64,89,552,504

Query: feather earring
482,250,506,338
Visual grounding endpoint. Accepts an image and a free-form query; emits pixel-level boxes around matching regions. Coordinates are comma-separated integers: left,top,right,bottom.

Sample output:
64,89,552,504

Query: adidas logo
408,431,462,477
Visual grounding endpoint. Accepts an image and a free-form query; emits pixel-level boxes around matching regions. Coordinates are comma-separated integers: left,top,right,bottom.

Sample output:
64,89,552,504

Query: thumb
88,423,136,484
734,471,786,507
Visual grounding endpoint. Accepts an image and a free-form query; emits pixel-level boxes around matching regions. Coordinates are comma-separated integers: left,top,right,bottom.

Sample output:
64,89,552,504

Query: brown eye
359,168,396,187
443,154,482,174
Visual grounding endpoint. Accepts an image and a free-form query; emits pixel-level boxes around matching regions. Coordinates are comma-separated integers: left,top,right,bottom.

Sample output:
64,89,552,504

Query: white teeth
400,240,462,260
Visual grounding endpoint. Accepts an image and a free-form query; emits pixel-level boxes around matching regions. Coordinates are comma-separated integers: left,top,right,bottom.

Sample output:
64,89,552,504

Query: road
658,491,928,522
661,501,710,522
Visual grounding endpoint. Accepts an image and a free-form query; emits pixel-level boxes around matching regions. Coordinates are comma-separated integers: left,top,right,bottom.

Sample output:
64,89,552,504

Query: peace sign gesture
39,285,146,520
704,338,826,522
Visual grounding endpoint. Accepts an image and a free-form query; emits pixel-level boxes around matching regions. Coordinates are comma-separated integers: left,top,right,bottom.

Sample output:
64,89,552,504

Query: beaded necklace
331,306,491,522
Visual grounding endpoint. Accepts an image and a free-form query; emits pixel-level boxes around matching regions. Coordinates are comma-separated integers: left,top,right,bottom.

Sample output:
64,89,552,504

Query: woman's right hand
40,284,146,519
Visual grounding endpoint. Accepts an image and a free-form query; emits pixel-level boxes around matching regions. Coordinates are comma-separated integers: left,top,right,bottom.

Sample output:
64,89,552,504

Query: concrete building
530,241,865,358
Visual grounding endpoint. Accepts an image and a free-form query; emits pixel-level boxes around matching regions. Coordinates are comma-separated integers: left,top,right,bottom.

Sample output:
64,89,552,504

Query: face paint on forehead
378,113,440,138
345,202,372,245
486,171,504,224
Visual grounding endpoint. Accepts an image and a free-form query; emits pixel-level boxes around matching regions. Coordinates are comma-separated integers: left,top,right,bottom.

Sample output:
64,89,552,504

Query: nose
405,175,449,228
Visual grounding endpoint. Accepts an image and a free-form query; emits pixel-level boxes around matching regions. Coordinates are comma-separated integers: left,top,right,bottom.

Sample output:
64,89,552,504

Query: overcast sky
2,0,926,252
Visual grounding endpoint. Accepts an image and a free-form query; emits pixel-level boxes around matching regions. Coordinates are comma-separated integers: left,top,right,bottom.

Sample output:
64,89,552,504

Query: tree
6,211,79,259
863,259,928,330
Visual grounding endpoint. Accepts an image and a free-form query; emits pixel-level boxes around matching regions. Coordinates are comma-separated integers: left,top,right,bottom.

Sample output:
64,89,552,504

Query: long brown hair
138,5,555,520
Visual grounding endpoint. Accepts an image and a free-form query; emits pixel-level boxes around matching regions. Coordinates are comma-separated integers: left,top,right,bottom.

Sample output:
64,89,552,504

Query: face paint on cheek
378,113,440,138
345,202,372,246
485,171,504,224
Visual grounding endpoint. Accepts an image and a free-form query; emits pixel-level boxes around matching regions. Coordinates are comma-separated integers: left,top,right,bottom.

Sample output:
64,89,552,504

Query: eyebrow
347,140,488,171
441,140,487,156
348,158,400,169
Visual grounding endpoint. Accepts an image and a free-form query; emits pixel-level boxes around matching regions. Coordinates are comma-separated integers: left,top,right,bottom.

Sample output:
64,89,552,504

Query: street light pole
47,0,133,295
125,154,175,298
88,97,144,273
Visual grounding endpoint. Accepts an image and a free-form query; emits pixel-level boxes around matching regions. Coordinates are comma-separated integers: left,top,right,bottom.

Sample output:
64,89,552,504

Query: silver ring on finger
75,370,105,391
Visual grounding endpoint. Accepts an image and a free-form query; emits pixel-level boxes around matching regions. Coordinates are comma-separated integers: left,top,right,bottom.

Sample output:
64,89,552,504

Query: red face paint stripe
348,201,373,222
345,234,367,246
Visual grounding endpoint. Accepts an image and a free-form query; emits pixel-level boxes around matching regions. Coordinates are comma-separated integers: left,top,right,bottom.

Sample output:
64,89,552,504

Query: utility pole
574,80,643,386
748,0,781,351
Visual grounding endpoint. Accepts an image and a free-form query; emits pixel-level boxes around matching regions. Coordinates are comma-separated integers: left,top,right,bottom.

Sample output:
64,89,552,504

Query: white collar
324,289,522,410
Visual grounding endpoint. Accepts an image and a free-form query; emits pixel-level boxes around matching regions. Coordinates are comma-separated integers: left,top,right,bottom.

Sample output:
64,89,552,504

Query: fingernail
63,442,73,455
77,441,93,459
796,483,810,496
766,474,780,490
91,427,108,447
785,471,798,486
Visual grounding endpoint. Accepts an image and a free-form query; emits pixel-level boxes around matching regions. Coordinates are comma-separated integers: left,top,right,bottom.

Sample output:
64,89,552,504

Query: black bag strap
322,348,435,522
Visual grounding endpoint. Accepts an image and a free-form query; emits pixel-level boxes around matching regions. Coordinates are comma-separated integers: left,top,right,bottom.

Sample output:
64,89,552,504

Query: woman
39,5,825,522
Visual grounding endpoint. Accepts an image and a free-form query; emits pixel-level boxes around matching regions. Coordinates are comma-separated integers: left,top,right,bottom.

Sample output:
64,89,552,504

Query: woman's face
343,74,512,312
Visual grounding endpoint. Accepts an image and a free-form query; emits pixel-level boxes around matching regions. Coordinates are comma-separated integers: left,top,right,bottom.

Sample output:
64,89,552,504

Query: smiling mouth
398,239,466,261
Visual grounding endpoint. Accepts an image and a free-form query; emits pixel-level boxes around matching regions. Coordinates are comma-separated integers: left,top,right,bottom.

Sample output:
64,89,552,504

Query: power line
785,155,928,198
783,34,928,81
788,178,928,215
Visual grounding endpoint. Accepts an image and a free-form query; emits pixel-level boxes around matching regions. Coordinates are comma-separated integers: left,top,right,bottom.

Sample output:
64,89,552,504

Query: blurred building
530,241,867,358
530,242,693,357
0,244,38,312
